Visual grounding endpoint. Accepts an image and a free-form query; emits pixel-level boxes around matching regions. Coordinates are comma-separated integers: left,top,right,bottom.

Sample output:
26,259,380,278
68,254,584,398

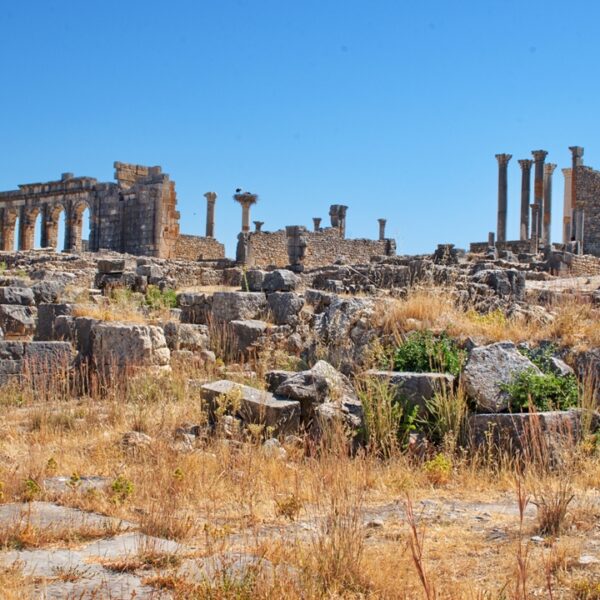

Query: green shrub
111,475,134,504
392,331,465,377
144,285,178,310
501,368,579,412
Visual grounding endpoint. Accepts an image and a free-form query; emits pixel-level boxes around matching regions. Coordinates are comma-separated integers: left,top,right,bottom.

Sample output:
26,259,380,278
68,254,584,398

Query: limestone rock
229,319,269,355
267,292,304,326
211,292,267,323
92,322,170,371
0,287,35,306
262,269,300,293
163,322,209,352
463,342,541,412
241,269,266,292
0,304,36,337
32,281,64,304
34,303,73,341
199,380,301,434
97,259,125,274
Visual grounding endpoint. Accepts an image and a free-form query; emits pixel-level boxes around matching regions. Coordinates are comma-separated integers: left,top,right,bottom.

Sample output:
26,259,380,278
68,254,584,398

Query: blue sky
1,0,599,256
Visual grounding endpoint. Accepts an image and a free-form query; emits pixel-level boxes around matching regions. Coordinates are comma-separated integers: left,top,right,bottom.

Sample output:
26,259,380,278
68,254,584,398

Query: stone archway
20,207,40,251
1,209,19,251
44,204,66,250
67,200,90,252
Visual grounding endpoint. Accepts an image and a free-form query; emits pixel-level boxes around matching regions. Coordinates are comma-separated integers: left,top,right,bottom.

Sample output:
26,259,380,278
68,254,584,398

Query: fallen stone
241,269,266,292
364,370,455,413
164,321,209,352
32,280,64,304
0,304,36,337
199,380,300,434
267,292,305,326
211,292,267,323
97,259,125,274
463,342,541,412
229,319,269,355
0,286,35,306
34,303,72,341
262,269,300,293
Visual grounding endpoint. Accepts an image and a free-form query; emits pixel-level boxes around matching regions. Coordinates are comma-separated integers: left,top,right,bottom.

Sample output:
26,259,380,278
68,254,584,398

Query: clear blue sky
1,0,599,256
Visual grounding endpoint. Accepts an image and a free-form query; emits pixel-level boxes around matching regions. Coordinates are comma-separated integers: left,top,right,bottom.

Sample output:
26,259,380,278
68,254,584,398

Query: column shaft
495,154,512,242
518,160,532,241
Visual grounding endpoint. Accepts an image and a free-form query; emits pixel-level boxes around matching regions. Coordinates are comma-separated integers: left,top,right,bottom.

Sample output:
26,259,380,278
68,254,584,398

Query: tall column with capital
531,150,548,241
517,159,532,241
542,163,557,246
204,192,217,238
569,146,584,246
378,218,387,241
233,192,258,233
312,217,321,231
495,154,512,242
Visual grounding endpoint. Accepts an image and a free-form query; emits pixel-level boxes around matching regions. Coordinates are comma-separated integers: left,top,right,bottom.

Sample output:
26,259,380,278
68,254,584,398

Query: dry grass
0,309,600,598
377,286,600,349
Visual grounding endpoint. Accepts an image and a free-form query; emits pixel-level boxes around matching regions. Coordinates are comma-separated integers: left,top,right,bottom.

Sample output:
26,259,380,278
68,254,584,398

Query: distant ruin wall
567,253,600,276
576,166,600,257
245,227,394,268
174,234,225,261
470,240,533,254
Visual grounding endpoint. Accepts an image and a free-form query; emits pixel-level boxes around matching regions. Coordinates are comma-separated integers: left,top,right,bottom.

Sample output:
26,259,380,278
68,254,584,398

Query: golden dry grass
377,286,600,349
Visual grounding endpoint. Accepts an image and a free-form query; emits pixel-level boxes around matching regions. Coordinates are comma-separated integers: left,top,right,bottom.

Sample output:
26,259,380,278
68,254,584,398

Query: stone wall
568,253,600,276
470,240,533,254
245,227,394,268
0,162,180,258
576,166,600,256
174,234,225,261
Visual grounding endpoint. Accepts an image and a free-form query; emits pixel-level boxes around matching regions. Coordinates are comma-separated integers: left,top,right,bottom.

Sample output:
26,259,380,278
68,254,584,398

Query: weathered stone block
229,319,268,355
199,379,300,434
0,305,37,337
97,259,125,274
267,292,304,325
211,292,267,323
0,287,35,306
34,303,73,341
262,269,300,293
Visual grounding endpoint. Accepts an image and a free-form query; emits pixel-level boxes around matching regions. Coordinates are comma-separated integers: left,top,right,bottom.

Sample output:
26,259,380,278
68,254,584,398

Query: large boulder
0,341,73,384
163,322,209,352
469,409,600,452
463,342,541,412
469,269,526,301
211,292,267,323
364,371,455,413
92,322,170,372
275,360,363,438
34,303,73,341
267,292,304,326
0,305,36,337
0,287,35,306
262,270,300,293
198,380,300,434
229,320,269,355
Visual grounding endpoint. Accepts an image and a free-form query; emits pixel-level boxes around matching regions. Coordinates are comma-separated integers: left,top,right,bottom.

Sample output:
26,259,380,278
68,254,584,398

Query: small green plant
501,368,578,411
68,472,81,490
23,478,41,501
0,261,7,275
423,384,468,453
423,453,452,486
45,457,58,474
111,475,134,505
392,331,465,377
144,285,178,310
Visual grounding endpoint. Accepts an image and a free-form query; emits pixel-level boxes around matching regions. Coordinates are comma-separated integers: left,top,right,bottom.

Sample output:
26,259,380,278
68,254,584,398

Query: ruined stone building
471,146,600,258
0,162,225,260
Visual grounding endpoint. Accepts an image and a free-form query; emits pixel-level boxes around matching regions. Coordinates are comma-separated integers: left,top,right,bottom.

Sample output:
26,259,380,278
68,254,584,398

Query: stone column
378,218,387,241
542,163,557,246
286,226,308,273
312,218,321,231
253,221,264,232
233,192,258,233
530,203,539,253
495,154,512,243
204,192,217,238
562,168,572,243
488,231,495,247
338,205,348,238
517,159,532,241
531,150,548,241
569,146,584,245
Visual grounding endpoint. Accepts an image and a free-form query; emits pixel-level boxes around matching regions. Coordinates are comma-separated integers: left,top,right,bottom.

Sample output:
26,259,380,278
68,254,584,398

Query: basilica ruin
0,161,396,269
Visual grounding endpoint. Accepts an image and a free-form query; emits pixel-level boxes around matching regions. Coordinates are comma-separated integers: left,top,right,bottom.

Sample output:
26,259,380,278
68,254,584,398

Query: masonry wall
246,227,394,268
469,240,533,254
174,234,225,260
576,166,600,257
568,253,600,276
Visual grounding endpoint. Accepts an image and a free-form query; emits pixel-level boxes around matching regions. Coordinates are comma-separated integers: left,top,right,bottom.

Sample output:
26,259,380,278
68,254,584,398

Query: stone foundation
174,234,225,261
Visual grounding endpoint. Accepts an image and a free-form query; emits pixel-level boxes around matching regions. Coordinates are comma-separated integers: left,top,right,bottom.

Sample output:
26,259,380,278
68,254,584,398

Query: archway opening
34,211,43,249
81,206,91,251
56,207,66,252
13,215,20,251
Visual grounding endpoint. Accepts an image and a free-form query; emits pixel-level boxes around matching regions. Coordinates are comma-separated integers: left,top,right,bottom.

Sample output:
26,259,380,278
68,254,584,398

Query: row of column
202,192,389,240
495,151,556,247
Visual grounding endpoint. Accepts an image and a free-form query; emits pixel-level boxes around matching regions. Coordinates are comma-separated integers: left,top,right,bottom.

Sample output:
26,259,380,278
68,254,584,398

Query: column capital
377,218,387,224
495,153,512,165
544,163,557,175
569,146,584,158
518,159,533,170
204,191,217,203
531,149,548,161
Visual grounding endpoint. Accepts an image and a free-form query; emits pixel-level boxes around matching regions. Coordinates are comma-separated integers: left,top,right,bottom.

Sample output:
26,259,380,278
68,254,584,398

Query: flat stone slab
200,380,301,434
42,476,111,495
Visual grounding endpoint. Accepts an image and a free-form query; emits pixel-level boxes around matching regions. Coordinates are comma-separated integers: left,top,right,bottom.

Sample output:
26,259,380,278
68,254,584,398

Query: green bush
144,285,178,310
501,368,579,412
392,331,465,377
